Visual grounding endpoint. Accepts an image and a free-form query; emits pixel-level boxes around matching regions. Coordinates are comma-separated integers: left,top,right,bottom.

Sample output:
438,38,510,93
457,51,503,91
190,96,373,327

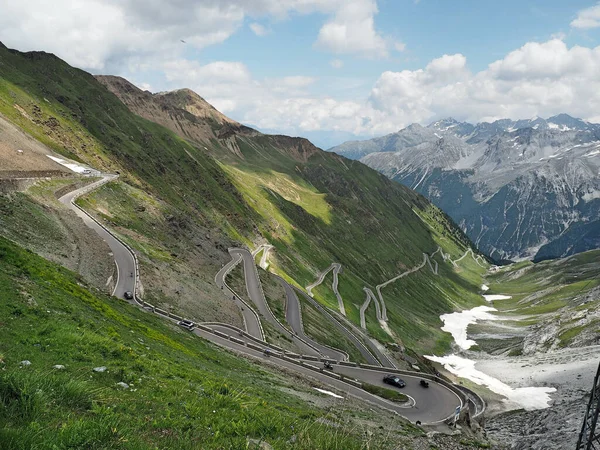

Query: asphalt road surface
228,248,322,357
58,175,135,300
333,365,461,424
214,251,264,339
63,177,464,425
277,277,347,361
193,325,461,424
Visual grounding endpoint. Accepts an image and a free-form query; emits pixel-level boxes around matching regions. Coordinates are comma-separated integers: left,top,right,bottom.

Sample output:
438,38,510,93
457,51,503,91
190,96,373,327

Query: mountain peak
429,117,459,126
156,88,239,126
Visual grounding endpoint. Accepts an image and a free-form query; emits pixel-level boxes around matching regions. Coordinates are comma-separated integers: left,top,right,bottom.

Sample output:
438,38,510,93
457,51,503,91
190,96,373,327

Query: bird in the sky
180,39,186,43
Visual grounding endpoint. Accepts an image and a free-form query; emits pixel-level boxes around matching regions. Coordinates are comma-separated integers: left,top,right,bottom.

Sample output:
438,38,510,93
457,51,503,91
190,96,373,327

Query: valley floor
484,345,599,449
425,257,600,449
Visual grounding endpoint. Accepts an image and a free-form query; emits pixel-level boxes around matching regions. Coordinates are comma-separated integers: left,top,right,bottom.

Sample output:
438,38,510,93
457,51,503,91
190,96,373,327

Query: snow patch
313,388,344,399
425,354,555,410
483,294,512,301
47,155,93,174
582,190,600,202
481,284,489,291
440,305,498,350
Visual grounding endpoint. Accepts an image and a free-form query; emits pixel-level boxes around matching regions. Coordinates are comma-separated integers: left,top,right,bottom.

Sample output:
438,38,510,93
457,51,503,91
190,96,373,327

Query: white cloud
571,2,600,29
315,0,388,58
394,42,407,52
137,82,153,91
159,38,600,138
330,59,344,69
4,2,597,140
0,0,392,71
0,0,246,70
279,76,316,88
161,58,369,133
249,22,269,36
366,39,600,133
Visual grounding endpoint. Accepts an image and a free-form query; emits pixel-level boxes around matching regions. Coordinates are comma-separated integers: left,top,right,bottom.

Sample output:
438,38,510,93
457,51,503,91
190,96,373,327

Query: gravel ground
0,179,115,293
482,346,600,449
0,114,69,176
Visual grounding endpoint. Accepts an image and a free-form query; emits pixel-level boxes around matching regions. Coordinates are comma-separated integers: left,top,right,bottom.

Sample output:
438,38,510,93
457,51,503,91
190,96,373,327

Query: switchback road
61,175,469,425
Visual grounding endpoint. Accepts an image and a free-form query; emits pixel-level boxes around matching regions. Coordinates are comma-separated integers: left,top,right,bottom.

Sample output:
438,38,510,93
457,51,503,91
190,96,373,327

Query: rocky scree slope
0,42,485,355
331,116,600,262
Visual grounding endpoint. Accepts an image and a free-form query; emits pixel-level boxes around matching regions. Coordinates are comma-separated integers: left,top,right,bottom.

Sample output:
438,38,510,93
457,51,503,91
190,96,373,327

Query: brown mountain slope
96,74,320,163
0,113,70,179
96,75,256,153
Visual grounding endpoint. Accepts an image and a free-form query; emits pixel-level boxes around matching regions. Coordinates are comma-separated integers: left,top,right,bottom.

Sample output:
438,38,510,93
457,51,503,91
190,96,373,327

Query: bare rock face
95,75,321,165
95,75,256,154
486,394,587,450
331,115,600,261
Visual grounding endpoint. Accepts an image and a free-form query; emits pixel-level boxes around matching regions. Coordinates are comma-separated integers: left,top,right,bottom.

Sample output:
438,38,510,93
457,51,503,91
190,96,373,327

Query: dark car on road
178,319,195,331
383,375,406,388
123,291,134,300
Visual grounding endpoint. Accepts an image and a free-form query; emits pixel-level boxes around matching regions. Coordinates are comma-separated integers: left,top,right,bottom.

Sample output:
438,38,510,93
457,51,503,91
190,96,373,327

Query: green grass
0,235,398,449
362,384,408,403
260,270,289,325
225,262,302,353
0,43,487,357
480,249,600,350
296,291,369,364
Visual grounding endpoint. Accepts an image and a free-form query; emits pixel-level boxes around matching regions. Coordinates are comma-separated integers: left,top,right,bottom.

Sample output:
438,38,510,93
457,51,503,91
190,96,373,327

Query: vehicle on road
383,375,406,388
177,319,195,331
324,361,333,370
263,348,272,357
123,291,134,300
420,379,430,388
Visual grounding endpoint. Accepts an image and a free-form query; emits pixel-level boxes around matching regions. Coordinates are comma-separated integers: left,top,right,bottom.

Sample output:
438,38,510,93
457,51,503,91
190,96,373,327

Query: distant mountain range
329,114,600,261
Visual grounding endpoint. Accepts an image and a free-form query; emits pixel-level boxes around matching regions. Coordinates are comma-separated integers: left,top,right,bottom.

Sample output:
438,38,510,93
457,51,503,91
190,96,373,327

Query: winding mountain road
193,325,462,424
276,276,348,361
58,175,134,299
214,251,264,340
306,263,346,316
227,248,322,357
60,175,469,425
360,287,382,329
252,244,273,270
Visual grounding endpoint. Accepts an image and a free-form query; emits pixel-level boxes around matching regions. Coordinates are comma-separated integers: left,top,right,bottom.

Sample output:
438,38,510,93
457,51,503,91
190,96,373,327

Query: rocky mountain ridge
330,115,600,261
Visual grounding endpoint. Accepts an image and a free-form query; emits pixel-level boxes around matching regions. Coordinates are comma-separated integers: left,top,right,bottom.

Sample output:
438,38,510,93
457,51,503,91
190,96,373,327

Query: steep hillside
331,116,600,262
0,42,485,356
482,250,600,354
0,114,70,179
96,75,254,150
2,235,443,450
94,75,487,351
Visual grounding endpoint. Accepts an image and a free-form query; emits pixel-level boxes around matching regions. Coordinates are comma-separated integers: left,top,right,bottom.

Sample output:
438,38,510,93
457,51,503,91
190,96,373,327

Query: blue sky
2,0,600,148
200,0,592,76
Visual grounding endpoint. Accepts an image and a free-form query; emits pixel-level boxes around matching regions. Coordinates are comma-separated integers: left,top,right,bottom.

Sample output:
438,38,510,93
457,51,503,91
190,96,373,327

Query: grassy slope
0,177,115,290
485,250,600,349
213,136,487,352
0,44,486,355
0,236,395,449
